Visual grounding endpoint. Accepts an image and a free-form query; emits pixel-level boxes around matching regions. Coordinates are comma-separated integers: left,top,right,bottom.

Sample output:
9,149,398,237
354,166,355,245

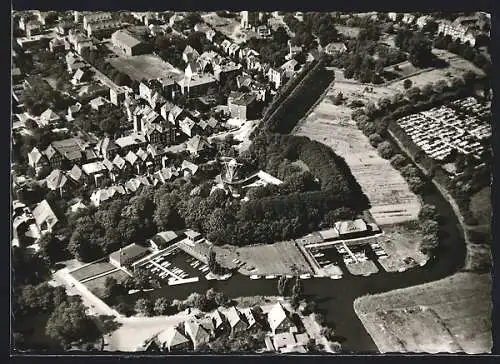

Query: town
11,10,492,355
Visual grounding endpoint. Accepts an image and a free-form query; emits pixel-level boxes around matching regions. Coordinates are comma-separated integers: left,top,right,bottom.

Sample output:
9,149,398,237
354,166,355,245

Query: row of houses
142,302,306,353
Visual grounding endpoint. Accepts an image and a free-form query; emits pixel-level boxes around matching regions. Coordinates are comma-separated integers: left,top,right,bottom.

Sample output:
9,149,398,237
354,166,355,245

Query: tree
377,141,394,159
390,154,407,169
207,246,218,274
37,233,67,266
421,219,439,236
46,301,101,349
132,267,152,290
185,292,208,311
407,176,426,194
333,92,343,105
153,297,170,316
135,298,154,317
418,204,437,220
277,276,288,296
103,277,123,299
368,133,383,147
214,291,229,307
403,79,413,90
420,234,439,255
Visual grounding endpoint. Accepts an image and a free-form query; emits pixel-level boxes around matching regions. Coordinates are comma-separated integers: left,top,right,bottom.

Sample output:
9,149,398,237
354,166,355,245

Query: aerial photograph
11,9,492,354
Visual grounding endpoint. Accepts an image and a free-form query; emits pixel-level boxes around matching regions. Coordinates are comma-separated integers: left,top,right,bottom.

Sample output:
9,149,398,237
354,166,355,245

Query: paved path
52,268,121,317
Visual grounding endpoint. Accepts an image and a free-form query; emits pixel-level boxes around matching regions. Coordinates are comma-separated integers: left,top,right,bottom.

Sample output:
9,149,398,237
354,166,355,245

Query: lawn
13,313,62,351
354,272,492,353
70,261,117,282
202,12,245,43
294,88,421,225
220,241,314,275
83,270,130,298
108,54,182,82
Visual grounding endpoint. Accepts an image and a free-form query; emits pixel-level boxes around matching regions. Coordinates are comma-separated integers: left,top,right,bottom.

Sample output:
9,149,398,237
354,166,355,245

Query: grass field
202,12,245,43
221,241,314,275
70,261,116,281
109,54,182,82
354,272,492,353
83,269,130,298
294,91,421,225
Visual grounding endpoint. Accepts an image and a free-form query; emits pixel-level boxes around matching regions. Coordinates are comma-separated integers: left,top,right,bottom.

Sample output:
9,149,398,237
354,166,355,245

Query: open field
70,261,116,281
83,269,130,298
108,54,182,82
354,272,492,353
220,241,314,275
378,224,428,272
294,91,421,225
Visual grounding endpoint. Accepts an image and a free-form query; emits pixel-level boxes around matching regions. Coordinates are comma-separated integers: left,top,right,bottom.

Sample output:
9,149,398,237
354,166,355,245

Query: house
111,29,149,56
280,59,299,79
176,73,217,97
179,116,198,137
157,326,190,352
147,144,168,170
387,12,398,22
213,62,242,83
267,302,297,335
112,154,128,172
110,85,131,106
184,320,211,350
139,80,163,105
39,108,60,126
96,137,120,160
318,227,340,242
149,231,181,250
227,91,258,121
181,160,199,178
82,161,108,186
438,20,476,46
257,25,271,38
83,12,112,29
416,15,434,29
226,306,248,335
68,164,85,184
211,309,228,335
90,96,108,111
186,135,210,157
115,133,147,154
45,169,68,194
71,68,91,85
125,150,142,174
228,43,240,57
205,28,216,42
49,37,65,52
66,102,83,121
65,52,87,73
241,308,258,330
109,243,149,269
238,47,259,62
56,21,73,35
32,200,58,236
334,219,368,238
220,39,232,54
28,147,48,170
267,68,282,89
272,332,297,351
70,200,88,213
184,229,202,246
236,74,253,89
324,42,347,55
152,167,177,185
48,138,86,169
402,13,416,24
183,45,200,63
102,159,118,182
168,106,188,126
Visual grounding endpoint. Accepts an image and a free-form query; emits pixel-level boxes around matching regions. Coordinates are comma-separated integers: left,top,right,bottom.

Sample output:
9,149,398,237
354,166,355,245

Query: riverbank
353,272,492,354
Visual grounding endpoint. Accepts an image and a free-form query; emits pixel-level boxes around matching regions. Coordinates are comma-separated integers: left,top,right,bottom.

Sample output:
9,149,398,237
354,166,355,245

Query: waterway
132,184,465,353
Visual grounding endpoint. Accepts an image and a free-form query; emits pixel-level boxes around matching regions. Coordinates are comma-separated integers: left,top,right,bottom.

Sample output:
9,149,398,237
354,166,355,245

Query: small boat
299,274,311,279
313,253,324,258
250,275,260,280
265,275,276,279
285,274,293,279
330,275,342,280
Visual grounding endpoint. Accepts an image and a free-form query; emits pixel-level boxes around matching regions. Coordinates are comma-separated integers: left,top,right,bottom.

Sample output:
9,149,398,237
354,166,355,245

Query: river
129,182,466,353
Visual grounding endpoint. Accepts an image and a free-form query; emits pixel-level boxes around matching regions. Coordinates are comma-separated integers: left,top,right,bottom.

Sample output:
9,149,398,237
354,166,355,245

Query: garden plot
294,94,421,225
108,54,182,82
70,261,117,281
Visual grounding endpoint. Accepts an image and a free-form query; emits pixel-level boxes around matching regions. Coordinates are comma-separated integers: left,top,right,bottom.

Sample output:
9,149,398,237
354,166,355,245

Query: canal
135,183,466,353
